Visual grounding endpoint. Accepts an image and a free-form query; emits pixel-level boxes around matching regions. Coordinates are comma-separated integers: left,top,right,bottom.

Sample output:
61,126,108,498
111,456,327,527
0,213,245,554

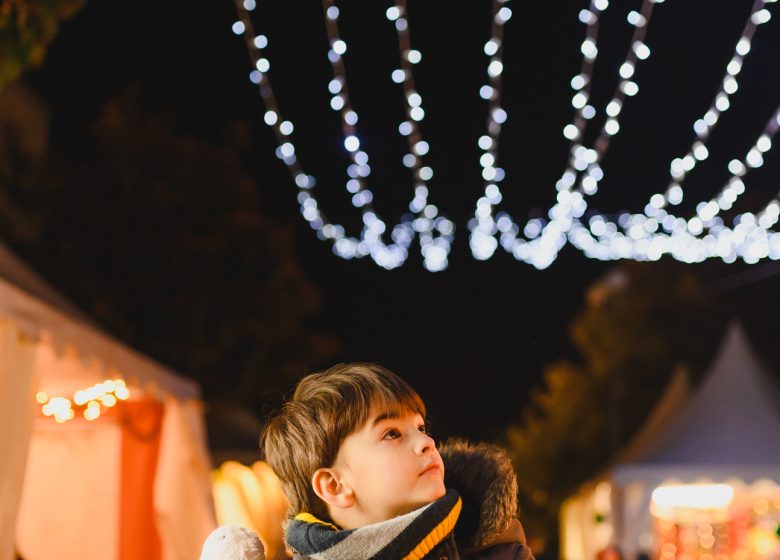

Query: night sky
20,0,780,443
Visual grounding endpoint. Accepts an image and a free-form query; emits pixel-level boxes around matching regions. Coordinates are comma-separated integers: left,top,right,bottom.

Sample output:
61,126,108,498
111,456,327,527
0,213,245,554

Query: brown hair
260,362,425,520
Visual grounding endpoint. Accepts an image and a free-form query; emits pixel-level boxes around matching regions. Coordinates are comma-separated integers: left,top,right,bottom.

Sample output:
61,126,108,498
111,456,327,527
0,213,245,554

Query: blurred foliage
0,0,85,90
0,84,338,413
504,261,724,550
0,81,49,240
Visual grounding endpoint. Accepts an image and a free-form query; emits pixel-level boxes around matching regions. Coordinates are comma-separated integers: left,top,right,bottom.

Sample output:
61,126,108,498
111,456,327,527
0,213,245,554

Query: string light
470,0,661,269
468,0,513,262
569,106,780,265
231,0,780,270
567,0,779,265
231,0,454,270
38,379,130,423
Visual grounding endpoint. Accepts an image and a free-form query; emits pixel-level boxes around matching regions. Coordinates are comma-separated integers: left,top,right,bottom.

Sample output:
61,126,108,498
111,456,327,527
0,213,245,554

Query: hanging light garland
568,0,779,264
232,0,454,270
230,0,780,270
36,379,130,423
469,0,663,270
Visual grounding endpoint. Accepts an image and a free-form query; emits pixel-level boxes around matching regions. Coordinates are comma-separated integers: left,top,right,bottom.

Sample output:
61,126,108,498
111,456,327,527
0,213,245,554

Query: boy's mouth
419,462,443,476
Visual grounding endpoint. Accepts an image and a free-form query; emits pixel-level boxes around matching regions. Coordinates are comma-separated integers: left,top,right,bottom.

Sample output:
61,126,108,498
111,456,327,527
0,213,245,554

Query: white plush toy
200,525,266,560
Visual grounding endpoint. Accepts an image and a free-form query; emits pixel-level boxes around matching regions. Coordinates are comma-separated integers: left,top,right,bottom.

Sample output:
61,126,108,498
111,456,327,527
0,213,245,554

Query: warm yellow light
48,397,72,417
84,404,100,421
660,542,676,558
39,377,130,424
652,484,734,509
699,533,715,549
752,499,769,515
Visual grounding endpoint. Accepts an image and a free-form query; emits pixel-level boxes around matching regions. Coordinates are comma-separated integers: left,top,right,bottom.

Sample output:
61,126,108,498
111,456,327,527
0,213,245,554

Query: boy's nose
414,431,435,455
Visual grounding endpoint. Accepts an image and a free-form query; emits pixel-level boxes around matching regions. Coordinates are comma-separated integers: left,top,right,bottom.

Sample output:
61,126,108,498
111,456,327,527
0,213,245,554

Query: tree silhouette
1,85,337,415
0,0,85,90
504,261,719,550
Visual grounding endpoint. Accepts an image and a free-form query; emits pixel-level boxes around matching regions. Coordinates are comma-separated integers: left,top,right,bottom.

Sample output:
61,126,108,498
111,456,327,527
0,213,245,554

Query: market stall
561,323,780,560
0,241,216,560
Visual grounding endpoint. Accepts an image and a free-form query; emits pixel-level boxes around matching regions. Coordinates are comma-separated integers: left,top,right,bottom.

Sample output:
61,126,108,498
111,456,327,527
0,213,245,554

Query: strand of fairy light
586,0,772,229
232,0,454,270
232,0,780,270
469,0,663,269
560,0,775,263
521,0,662,270
323,0,456,271
570,0,658,197
469,0,608,268
513,0,615,267
517,0,616,269
320,0,417,269
570,105,780,264
232,1,363,257
384,1,455,272
323,0,432,268
567,0,779,264
233,0,408,269
532,0,660,266
36,379,130,424
468,0,513,262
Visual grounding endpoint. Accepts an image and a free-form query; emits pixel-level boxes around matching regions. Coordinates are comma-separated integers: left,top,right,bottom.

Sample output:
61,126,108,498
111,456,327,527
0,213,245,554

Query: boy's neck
328,504,383,530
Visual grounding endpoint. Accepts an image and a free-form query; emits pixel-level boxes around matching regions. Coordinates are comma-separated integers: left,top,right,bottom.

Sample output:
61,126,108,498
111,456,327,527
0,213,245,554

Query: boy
261,362,533,559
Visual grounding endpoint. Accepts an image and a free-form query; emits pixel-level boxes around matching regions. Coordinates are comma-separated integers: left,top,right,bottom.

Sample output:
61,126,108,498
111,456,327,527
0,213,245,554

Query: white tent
561,322,780,560
0,241,216,560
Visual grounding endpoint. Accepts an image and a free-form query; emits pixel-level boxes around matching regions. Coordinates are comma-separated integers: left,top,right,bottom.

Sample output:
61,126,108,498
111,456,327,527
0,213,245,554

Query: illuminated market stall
0,241,216,560
561,323,780,560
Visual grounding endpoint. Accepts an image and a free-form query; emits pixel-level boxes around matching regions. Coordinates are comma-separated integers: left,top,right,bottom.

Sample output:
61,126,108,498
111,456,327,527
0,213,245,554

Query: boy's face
333,407,446,526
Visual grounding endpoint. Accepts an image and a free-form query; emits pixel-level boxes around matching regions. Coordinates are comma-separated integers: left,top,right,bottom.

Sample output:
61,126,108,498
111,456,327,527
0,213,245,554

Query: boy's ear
312,468,355,509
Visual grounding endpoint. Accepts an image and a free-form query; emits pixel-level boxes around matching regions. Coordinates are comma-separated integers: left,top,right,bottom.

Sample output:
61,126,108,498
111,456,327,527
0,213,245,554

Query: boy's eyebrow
371,410,401,426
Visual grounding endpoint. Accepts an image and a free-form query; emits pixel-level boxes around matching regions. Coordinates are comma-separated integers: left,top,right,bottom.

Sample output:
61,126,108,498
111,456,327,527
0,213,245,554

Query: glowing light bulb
253,35,268,49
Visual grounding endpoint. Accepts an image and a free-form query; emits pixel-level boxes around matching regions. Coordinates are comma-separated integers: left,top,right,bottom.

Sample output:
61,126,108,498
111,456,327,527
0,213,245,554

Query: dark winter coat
437,438,533,560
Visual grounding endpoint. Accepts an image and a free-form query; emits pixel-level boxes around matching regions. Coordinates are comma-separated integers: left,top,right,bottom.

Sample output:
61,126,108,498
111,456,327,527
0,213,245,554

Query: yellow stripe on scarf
294,512,340,532
403,497,462,560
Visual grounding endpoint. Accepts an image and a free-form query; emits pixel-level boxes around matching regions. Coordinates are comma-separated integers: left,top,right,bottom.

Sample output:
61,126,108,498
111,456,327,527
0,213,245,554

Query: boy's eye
417,424,427,434
383,429,401,440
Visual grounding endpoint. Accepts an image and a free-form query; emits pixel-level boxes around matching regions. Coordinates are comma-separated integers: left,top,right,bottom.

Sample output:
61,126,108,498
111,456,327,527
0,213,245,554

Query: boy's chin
406,485,448,512
431,484,447,500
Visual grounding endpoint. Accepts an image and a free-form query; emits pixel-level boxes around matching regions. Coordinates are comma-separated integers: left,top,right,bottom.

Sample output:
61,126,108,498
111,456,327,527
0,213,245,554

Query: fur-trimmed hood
438,439,520,551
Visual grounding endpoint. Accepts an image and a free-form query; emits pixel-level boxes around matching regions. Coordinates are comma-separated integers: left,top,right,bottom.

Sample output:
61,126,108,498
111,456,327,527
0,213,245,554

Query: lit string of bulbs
231,0,779,270
569,105,780,264
567,0,779,264
468,0,662,269
36,379,130,423
232,0,454,270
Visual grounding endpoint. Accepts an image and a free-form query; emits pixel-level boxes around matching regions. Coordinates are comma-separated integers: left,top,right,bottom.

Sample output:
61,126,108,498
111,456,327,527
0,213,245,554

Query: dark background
10,0,780,446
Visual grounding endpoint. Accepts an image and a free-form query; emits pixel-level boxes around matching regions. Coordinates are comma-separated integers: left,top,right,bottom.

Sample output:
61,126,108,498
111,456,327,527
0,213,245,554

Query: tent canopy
0,240,198,400
613,321,780,485
0,239,214,560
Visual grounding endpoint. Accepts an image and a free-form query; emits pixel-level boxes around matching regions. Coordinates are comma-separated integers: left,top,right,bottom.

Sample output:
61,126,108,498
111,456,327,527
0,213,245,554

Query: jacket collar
286,489,461,559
